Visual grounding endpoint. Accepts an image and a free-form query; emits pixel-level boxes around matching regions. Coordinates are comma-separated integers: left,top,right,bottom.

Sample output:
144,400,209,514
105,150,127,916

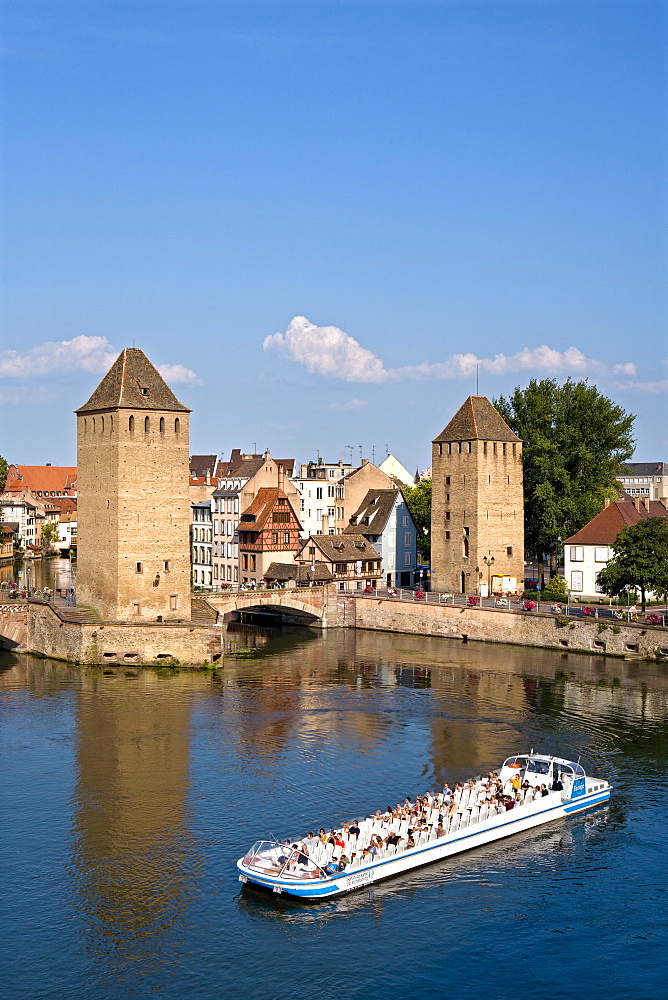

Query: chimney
604,498,610,508
632,496,641,512
46,462,51,467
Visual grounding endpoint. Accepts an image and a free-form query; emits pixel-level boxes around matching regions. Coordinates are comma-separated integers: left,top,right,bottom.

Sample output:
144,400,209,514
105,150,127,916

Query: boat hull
237,786,611,900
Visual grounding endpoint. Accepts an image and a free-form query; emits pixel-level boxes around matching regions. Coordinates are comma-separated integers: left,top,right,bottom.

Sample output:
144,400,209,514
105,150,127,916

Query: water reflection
69,671,206,990
1,627,667,1000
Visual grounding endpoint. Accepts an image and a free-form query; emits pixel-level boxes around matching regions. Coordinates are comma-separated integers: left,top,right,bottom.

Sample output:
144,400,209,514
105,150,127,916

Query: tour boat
237,752,611,900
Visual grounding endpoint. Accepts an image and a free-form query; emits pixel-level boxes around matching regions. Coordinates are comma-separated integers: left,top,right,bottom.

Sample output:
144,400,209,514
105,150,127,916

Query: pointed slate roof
433,396,520,444
76,348,190,413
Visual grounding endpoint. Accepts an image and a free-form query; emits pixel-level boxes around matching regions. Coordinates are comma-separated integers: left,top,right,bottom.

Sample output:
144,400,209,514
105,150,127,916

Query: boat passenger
406,833,415,848
318,828,327,844
436,823,446,837
504,797,515,811
349,821,360,837
540,784,549,797
337,855,350,871
385,832,402,847
551,776,563,791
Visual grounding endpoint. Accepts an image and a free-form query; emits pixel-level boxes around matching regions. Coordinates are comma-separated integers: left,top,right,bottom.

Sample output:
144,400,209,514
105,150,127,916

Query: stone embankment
25,600,222,666
0,604,29,649
345,594,668,660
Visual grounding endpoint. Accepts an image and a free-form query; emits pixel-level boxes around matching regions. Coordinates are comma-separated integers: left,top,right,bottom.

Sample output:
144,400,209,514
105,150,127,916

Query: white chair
451,815,460,832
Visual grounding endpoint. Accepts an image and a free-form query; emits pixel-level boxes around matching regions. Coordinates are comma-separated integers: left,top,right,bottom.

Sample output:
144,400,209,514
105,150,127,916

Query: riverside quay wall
345,594,668,661
26,601,222,666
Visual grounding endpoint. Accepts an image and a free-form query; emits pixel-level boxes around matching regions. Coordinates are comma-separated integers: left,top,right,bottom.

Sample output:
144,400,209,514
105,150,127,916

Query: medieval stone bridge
202,585,343,628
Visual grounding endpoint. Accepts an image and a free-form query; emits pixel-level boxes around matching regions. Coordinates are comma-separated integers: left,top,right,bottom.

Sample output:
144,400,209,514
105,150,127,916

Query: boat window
526,759,550,774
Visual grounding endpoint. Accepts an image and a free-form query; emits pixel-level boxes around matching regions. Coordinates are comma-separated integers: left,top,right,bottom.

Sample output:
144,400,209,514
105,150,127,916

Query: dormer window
140,387,149,396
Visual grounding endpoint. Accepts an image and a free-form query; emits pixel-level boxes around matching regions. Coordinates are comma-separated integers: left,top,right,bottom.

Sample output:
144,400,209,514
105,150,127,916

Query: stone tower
76,348,191,621
430,396,524,595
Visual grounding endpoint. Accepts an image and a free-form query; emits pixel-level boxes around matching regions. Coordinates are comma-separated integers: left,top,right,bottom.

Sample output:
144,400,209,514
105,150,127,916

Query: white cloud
0,335,119,377
328,398,368,411
613,379,668,394
264,316,388,383
264,316,638,384
0,335,202,387
156,363,202,385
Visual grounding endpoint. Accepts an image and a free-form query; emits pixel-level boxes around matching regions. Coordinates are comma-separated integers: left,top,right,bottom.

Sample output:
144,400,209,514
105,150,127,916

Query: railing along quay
350,588,668,628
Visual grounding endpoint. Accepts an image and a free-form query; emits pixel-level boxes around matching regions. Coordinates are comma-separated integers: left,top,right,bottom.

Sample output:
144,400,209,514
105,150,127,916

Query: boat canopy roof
502,753,585,776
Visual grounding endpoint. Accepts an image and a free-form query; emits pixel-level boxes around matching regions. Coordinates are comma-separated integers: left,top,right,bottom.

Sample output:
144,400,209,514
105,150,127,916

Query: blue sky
1,0,665,471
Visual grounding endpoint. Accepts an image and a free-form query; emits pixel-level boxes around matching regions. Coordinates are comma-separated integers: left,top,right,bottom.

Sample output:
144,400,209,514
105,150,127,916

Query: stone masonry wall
27,602,222,666
431,438,524,595
348,595,668,660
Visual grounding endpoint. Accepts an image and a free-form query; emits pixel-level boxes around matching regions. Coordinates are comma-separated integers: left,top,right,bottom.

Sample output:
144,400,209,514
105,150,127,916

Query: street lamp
482,555,495,595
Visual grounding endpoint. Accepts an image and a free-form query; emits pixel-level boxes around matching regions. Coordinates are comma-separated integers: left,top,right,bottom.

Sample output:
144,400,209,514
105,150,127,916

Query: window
144,416,150,433
242,554,248,570
594,547,609,562
445,476,450,486
174,418,180,434
133,602,141,615
445,512,450,521
328,485,335,497
404,532,412,546
445,493,450,502
309,546,316,557
570,546,584,562
329,469,336,477
503,443,507,456
463,536,469,557
272,532,278,544
136,562,143,573
468,441,472,453
445,531,450,540
159,417,165,434
300,499,305,511
273,511,290,522
570,571,583,592
403,516,409,527
404,551,412,566
169,595,177,610
283,532,290,544
164,561,170,572
506,547,512,557
250,555,256,571
316,487,323,499
100,416,104,433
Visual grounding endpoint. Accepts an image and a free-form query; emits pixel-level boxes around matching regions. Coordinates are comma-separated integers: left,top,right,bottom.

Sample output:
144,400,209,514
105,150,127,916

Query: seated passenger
362,844,378,860
406,832,415,848
504,797,515,810
318,828,328,844
540,784,549,797
385,831,402,847
436,823,446,837
337,854,350,871
303,832,316,852
349,820,360,837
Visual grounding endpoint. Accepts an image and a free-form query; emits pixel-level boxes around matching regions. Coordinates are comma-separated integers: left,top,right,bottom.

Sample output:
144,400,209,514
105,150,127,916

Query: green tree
0,456,7,492
41,522,60,554
495,379,635,578
597,517,668,611
403,479,431,561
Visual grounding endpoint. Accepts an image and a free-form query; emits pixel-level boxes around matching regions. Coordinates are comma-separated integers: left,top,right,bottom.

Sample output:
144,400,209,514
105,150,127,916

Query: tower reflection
71,671,205,989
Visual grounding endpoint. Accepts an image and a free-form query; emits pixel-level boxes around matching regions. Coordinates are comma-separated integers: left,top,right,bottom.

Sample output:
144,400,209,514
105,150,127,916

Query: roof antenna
385,443,389,457
359,445,363,464
345,445,354,463
133,338,135,348
372,445,375,465
476,363,479,395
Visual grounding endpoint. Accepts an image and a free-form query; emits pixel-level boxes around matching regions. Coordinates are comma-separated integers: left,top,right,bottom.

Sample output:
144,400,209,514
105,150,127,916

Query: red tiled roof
564,500,668,545
237,488,301,533
5,465,77,494
49,497,77,515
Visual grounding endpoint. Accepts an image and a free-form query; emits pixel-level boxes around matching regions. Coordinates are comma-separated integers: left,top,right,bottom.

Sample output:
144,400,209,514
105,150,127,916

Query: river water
1,628,666,1000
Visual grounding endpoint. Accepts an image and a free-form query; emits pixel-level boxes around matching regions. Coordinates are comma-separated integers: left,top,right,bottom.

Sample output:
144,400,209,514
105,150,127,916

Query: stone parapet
347,595,668,661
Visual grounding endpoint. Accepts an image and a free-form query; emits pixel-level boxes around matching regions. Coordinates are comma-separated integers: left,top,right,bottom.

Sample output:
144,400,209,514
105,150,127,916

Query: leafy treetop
495,379,635,562
403,479,431,560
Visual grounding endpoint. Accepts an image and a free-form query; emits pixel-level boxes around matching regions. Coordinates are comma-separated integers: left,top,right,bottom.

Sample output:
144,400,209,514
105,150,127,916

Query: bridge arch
205,589,329,628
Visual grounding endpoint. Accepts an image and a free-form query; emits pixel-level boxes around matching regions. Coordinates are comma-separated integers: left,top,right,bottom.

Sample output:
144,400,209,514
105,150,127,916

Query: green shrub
597,622,609,632
555,616,570,628
542,575,568,602
612,625,621,634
